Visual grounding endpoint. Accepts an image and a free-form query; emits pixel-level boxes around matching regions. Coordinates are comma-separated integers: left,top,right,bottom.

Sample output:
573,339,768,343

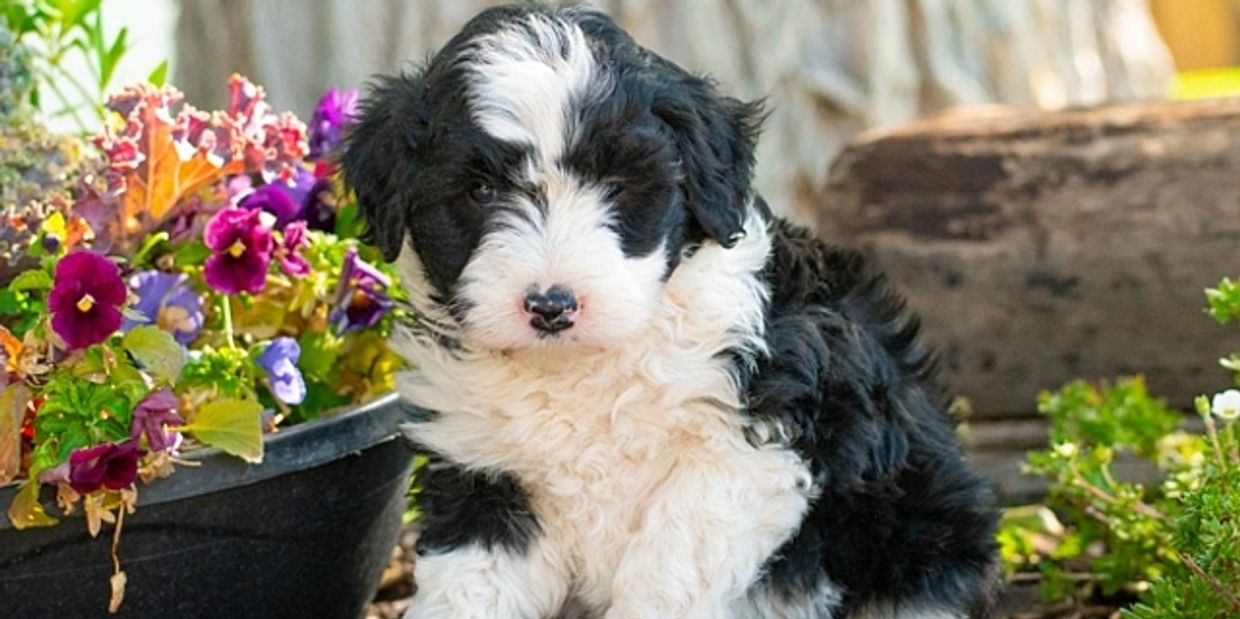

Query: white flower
1211,389,1240,421
1055,442,1079,458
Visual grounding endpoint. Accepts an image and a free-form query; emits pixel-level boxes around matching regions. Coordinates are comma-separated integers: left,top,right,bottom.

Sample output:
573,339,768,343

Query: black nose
523,285,578,334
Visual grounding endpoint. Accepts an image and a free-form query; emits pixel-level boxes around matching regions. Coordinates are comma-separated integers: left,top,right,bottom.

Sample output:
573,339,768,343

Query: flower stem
1180,551,1240,614
1205,415,1227,470
221,296,236,349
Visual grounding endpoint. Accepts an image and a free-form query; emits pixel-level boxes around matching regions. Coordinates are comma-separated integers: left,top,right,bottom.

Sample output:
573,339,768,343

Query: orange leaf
0,326,19,375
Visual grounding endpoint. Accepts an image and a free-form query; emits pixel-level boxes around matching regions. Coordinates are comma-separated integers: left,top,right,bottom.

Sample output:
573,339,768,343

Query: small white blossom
1055,442,1079,458
1211,389,1240,421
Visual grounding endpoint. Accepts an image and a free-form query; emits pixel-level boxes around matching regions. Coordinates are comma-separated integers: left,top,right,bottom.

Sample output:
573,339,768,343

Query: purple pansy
48,251,127,350
203,207,274,294
276,222,312,277
122,271,204,345
67,440,143,494
329,248,394,334
257,336,306,405
307,87,358,161
303,178,336,232
130,389,185,452
238,168,315,229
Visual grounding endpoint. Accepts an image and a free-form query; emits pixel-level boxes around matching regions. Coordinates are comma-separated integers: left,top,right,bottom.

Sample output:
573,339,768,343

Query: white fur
405,540,570,618
400,14,815,619
397,209,814,618
455,172,668,351
456,16,661,352
848,605,965,619
463,14,600,164
735,578,844,619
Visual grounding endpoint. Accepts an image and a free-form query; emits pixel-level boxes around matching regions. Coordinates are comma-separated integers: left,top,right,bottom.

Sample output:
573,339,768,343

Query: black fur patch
413,453,540,556
746,219,1000,618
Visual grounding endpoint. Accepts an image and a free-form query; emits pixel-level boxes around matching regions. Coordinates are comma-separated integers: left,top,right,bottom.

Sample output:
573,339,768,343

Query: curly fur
343,5,999,618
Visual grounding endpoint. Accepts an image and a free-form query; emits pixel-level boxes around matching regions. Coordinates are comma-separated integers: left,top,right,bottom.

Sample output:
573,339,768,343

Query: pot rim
0,392,419,530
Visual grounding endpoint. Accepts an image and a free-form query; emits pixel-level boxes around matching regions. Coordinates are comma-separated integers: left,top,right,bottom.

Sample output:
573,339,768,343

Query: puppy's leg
604,448,814,619
404,456,569,619
406,539,569,619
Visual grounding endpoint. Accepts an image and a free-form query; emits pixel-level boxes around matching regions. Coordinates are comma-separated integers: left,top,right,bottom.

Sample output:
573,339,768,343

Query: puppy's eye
470,183,497,206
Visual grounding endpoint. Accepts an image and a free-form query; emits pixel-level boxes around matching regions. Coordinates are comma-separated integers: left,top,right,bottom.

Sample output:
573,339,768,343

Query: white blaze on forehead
462,15,598,164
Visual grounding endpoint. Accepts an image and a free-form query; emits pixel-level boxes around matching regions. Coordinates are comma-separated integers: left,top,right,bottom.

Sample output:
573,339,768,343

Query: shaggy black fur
746,217,1000,617
344,4,999,618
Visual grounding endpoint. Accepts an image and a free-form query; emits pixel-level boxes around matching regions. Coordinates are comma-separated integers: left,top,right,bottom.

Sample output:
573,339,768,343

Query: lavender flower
48,251,127,350
203,207,274,294
130,389,185,452
307,87,358,161
329,248,393,334
123,271,204,345
258,337,306,405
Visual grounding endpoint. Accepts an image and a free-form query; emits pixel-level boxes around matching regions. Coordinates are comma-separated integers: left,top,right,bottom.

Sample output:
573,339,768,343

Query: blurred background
22,0,1240,500
56,0,1240,225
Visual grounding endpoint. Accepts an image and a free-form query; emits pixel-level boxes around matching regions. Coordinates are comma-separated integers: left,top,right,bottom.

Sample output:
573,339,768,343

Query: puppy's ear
342,71,429,261
653,74,763,248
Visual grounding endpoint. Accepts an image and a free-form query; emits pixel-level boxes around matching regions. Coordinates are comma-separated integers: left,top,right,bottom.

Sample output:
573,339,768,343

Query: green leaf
147,59,168,87
131,231,169,267
334,202,364,239
7,479,58,529
122,325,185,384
99,25,127,87
172,241,211,267
298,331,341,381
8,269,52,292
183,398,264,463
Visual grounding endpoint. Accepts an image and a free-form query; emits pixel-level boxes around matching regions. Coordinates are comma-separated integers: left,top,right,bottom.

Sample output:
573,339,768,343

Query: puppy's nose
523,285,577,334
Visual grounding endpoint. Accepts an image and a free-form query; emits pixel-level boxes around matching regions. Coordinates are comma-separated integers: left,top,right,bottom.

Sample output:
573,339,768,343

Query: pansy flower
48,251,127,350
203,207,274,294
238,169,315,229
329,249,394,334
130,389,185,452
122,271,204,345
257,337,306,405
275,222,312,277
307,87,358,161
65,440,143,494
303,178,336,232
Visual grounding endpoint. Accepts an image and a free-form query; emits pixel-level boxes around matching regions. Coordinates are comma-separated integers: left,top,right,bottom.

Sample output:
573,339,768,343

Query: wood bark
820,100,1240,424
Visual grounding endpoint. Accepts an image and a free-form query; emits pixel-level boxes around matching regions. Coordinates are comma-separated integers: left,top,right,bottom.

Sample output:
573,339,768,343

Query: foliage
1003,280,1240,617
0,72,396,612
2,0,163,132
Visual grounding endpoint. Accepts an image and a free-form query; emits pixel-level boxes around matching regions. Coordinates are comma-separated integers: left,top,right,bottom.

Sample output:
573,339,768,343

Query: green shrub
1003,279,1240,617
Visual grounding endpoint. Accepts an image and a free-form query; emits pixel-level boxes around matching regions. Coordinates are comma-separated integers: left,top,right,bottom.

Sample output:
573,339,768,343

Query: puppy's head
344,5,761,352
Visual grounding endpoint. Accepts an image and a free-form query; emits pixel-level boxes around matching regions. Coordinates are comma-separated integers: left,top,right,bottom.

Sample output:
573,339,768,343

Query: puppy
343,4,999,618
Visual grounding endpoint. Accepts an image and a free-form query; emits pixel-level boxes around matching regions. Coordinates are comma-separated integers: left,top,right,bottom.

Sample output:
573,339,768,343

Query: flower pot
0,393,418,619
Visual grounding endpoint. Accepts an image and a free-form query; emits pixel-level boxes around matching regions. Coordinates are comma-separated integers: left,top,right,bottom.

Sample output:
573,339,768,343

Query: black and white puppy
343,4,999,618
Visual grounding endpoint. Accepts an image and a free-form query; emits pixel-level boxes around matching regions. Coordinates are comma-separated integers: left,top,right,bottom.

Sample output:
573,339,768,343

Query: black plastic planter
0,394,419,619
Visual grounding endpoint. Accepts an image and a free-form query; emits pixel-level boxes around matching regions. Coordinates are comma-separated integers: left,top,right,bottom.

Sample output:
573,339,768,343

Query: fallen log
820,100,1240,420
